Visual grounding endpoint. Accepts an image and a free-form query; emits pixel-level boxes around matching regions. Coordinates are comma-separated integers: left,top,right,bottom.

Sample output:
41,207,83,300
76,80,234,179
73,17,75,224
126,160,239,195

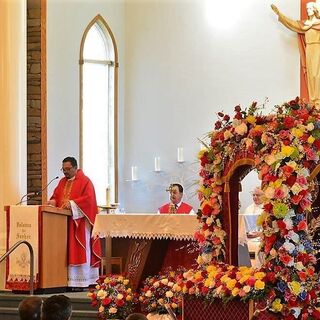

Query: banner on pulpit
6,205,39,290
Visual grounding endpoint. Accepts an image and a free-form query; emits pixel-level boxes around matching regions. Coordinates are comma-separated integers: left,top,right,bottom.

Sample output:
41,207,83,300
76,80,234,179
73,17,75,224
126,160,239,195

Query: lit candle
154,157,161,172
177,147,184,162
106,187,111,206
131,166,138,181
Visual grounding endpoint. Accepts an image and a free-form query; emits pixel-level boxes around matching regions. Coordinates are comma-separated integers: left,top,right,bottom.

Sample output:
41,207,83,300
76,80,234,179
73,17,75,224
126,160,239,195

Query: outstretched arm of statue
271,4,304,33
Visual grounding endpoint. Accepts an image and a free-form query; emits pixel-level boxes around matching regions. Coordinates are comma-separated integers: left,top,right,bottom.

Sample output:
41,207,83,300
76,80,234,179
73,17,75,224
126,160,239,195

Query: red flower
202,204,212,216
314,139,320,151
282,165,294,177
102,297,112,306
234,105,241,112
264,234,277,254
283,116,295,129
297,220,307,231
277,220,286,230
215,121,222,129
116,299,125,307
263,203,273,213
286,175,296,187
223,114,230,121
265,272,276,283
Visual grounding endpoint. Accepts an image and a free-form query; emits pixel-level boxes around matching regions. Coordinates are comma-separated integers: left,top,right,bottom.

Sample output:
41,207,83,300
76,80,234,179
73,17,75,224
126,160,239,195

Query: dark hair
42,295,72,320
18,297,42,320
126,313,148,320
62,157,77,168
172,183,183,193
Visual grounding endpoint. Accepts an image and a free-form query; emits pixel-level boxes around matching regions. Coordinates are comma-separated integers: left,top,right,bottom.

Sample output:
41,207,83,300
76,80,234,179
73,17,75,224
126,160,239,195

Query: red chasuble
50,169,101,267
159,202,193,214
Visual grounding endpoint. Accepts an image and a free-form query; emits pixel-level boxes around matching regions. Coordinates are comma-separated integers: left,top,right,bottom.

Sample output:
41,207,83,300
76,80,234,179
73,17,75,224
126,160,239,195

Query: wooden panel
40,211,68,288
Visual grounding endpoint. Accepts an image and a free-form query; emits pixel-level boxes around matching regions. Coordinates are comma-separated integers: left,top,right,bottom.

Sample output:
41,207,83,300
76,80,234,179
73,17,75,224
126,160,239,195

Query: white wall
48,0,300,212
47,0,126,193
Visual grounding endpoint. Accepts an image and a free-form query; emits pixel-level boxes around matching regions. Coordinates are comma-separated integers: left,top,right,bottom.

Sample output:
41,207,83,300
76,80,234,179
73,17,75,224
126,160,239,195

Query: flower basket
88,275,137,320
139,269,184,317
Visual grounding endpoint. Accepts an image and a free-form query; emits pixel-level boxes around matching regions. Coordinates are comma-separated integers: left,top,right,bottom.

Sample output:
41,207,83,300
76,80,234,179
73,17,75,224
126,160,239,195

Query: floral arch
192,99,320,319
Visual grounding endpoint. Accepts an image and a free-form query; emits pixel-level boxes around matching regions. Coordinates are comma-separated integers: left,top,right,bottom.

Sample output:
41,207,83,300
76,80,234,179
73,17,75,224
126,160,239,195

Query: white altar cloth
92,213,198,240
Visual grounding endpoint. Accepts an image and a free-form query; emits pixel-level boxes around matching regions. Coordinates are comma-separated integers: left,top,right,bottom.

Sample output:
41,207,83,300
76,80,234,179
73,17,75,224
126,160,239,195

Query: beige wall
0,0,27,289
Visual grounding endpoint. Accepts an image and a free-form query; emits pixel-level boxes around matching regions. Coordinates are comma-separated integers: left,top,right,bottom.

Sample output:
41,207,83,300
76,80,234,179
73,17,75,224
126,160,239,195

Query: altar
92,214,199,288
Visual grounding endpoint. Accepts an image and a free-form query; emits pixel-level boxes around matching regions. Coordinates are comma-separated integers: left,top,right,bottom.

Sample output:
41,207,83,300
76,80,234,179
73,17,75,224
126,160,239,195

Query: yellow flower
123,279,129,285
289,281,301,295
239,275,250,284
126,295,132,301
207,265,217,273
271,299,283,312
198,149,206,159
226,279,237,290
254,272,266,280
195,271,203,280
127,288,132,294
87,292,93,297
308,135,315,144
281,145,295,157
166,290,174,298
171,303,178,309
254,280,265,290
231,287,240,296
204,278,213,287
291,128,303,138
246,115,256,124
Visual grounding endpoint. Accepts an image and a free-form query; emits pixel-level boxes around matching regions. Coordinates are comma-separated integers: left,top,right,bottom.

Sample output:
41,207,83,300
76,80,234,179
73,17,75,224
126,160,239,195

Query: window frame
79,14,119,203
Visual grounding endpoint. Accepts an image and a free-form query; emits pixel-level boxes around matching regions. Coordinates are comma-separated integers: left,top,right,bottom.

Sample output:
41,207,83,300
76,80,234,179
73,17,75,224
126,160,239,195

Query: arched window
80,15,118,205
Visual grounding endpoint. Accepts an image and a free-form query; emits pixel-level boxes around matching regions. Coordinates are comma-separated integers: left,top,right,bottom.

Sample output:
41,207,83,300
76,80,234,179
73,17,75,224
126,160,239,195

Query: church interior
2,0,320,319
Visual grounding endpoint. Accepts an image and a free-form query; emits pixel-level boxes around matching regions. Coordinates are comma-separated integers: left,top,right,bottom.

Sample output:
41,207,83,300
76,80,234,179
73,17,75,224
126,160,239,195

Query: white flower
223,130,233,140
206,216,213,226
109,307,118,314
116,293,123,300
165,290,174,298
153,281,160,288
145,290,153,297
167,281,174,287
161,278,168,285
307,123,314,131
98,306,105,313
234,122,248,135
97,289,106,298
286,230,299,243
282,241,295,253
295,262,304,271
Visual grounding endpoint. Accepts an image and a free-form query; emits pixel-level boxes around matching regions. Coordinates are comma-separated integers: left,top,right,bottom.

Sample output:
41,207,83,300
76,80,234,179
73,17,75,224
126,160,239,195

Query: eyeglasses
60,167,74,172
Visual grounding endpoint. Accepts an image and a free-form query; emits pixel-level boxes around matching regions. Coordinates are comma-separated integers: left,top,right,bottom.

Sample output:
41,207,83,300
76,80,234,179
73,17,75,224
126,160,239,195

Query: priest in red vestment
47,156,101,288
158,183,194,214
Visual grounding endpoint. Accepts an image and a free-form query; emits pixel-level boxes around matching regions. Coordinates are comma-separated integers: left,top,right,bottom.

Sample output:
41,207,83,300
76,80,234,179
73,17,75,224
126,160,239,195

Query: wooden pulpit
4,205,71,292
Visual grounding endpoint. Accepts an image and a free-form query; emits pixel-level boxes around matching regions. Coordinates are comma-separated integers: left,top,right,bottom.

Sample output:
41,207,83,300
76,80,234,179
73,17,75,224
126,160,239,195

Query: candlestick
131,166,138,181
106,187,111,206
154,157,161,172
177,147,184,162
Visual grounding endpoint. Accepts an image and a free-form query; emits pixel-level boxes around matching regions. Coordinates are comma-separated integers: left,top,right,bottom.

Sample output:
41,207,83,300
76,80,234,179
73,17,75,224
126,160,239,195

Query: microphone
16,176,59,205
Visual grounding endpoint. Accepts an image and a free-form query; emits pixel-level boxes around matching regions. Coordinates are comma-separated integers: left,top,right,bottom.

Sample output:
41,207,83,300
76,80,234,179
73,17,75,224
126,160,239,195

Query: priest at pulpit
158,183,195,214
47,156,101,288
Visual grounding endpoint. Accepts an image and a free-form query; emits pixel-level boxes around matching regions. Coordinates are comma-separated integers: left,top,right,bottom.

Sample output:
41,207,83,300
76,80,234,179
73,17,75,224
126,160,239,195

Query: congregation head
18,296,42,320
42,295,72,320
126,313,148,320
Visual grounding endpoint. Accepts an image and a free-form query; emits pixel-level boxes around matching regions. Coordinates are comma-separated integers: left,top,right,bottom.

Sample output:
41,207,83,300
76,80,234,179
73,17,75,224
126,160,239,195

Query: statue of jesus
271,2,320,104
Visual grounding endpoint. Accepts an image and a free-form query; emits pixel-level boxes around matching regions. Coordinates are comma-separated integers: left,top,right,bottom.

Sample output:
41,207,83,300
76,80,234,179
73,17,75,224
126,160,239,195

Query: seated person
18,296,42,320
158,183,194,214
241,187,263,238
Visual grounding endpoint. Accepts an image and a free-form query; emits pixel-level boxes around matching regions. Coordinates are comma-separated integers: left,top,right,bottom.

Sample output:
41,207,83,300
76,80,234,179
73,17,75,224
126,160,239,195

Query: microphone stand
16,176,59,205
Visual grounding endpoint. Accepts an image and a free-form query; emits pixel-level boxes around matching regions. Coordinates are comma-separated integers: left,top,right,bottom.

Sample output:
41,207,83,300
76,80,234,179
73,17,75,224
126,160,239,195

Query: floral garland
195,98,320,318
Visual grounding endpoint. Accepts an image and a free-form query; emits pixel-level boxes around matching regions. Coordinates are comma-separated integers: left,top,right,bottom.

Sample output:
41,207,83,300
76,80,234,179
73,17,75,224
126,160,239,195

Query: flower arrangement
139,269,184,317
195,98,320,318
88,275,136,319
